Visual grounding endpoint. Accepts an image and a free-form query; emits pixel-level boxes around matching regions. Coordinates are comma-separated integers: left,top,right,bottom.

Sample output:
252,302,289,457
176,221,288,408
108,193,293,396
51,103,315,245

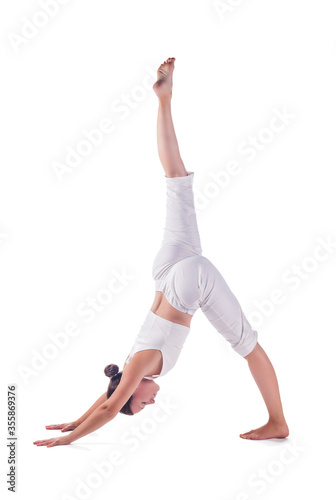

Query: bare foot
240,420,289,440
153,57,175,99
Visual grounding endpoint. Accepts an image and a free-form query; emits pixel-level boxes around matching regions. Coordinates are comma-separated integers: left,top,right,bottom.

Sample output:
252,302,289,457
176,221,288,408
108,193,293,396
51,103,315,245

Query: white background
1,0,336,499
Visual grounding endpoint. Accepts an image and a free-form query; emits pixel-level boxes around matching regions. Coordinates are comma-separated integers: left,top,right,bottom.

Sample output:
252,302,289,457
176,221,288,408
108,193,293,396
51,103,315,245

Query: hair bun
104,364,119,378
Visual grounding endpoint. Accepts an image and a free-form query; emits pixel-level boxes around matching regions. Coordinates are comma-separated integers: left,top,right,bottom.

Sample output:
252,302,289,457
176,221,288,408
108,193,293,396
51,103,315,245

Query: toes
240,429,254,436
240,431,252,439
161,58,175,66
240,431,257,439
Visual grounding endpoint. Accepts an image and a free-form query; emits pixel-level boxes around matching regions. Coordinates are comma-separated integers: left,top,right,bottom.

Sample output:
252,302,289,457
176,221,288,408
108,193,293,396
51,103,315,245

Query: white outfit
125,310,190,379
125,171,258,379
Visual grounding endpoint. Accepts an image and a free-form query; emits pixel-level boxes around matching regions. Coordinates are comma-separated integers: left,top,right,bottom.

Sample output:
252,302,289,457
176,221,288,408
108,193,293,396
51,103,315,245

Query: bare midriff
150,291,193,327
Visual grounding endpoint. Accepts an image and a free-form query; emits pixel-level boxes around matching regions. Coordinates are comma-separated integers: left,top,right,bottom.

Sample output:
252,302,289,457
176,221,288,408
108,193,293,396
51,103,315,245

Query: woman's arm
34,353,151,447
60,403,117,444
44,392,108,433
65,362,145,444
34,404,117,447
75,392,107,426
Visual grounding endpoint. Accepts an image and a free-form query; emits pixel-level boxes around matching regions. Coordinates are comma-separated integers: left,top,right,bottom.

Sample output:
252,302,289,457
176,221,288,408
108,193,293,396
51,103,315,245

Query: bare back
150,291,193,327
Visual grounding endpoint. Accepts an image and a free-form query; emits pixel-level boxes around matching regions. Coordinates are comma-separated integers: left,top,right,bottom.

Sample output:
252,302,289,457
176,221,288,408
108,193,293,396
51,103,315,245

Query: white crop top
125,310,190,379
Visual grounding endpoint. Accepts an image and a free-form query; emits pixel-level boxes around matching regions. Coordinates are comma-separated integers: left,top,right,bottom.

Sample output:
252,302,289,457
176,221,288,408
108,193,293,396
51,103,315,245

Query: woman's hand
33,422,79,447
33,435,72,448
45,422,78,432
34,402,115,447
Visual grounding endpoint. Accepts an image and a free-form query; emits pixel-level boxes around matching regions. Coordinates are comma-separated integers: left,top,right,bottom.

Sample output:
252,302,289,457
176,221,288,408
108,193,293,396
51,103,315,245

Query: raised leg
153,58,188,178
240,343,289,440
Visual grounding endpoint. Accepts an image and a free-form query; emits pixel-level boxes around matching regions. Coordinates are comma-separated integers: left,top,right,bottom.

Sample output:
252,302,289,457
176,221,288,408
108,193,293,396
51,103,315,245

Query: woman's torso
150,291,193,327
124,292,193,378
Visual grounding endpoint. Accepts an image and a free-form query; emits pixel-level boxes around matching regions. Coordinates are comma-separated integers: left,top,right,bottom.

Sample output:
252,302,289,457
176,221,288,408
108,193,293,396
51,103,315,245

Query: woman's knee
243,342,260,360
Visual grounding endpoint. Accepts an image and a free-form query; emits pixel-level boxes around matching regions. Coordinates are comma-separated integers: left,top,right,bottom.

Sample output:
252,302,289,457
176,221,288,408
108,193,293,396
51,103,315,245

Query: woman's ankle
158,95,172,107
268,414,287,426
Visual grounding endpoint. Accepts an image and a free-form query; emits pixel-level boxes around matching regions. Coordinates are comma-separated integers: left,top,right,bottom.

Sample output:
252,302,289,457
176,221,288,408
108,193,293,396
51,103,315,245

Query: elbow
101,404,117,418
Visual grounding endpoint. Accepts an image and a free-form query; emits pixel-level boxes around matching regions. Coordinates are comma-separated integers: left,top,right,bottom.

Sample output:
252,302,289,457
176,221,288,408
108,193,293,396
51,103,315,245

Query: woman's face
130,379,160,414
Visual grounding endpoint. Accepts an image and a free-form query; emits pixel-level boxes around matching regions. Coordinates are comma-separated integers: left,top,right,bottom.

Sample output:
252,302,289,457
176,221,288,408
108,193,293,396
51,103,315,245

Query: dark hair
104,364,134,416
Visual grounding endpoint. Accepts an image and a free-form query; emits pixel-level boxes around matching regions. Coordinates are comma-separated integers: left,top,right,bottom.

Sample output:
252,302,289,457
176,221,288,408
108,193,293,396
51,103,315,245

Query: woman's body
126,292,192,379
150,291,192,327
34,58,289,448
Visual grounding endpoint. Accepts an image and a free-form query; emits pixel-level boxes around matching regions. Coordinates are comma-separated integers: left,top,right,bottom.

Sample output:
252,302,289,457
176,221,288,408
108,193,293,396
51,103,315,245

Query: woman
34,58,289,448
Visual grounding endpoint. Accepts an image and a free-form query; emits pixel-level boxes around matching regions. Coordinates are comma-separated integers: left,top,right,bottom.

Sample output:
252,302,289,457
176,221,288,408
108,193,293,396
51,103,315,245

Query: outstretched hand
33,422,78,447
33,436,72,447
45,422,78,432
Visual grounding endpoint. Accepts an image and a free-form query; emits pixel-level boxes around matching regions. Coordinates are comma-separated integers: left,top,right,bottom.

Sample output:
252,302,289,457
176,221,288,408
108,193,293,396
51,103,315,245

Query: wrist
60,434,73,445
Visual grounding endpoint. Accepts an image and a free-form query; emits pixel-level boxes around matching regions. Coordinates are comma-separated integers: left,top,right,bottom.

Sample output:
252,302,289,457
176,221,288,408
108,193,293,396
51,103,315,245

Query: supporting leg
240,343,289,440
153,58,188,178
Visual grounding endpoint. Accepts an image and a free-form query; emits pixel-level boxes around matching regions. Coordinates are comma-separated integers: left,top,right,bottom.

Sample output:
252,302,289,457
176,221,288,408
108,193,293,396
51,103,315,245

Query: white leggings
152,171,258,358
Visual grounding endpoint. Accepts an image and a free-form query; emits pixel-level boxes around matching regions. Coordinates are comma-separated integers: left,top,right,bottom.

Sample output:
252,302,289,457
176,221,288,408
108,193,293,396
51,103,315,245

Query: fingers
45,423,74,431
33,439,54,446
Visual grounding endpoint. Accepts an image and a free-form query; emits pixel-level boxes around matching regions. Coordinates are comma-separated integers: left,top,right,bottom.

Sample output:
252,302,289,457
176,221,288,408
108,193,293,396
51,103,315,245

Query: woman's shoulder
124,349,163,378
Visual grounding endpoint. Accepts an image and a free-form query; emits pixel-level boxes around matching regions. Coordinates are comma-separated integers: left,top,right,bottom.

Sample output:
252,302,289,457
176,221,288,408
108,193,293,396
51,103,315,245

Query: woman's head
104,364,160,416
129,378,160,415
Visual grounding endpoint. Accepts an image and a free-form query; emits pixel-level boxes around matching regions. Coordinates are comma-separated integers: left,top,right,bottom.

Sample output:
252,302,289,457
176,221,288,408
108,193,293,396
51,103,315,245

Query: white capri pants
152,171,258,358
